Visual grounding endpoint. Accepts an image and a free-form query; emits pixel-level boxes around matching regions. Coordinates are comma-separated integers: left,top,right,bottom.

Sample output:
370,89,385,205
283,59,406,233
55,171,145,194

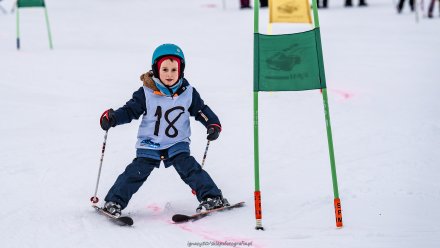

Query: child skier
99,43,229,217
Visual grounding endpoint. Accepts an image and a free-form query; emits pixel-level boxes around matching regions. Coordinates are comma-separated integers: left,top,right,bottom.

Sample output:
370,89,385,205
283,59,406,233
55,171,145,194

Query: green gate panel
254,28,326,91
17,0,45,8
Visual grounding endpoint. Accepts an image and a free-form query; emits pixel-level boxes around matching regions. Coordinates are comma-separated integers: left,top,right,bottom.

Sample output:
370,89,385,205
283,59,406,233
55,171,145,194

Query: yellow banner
269,0,312,24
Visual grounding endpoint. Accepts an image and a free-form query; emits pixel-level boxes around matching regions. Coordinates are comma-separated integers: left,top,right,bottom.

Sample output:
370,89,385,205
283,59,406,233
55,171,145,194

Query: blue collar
152,77,183,96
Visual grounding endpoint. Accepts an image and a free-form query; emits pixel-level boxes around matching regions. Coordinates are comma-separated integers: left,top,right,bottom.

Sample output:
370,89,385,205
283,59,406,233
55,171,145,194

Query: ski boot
103,201,122,217
196,196,230,213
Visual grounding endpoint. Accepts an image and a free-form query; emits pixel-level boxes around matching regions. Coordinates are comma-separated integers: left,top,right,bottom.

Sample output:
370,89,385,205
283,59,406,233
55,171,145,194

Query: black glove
100,109,116,131
206,124,221,141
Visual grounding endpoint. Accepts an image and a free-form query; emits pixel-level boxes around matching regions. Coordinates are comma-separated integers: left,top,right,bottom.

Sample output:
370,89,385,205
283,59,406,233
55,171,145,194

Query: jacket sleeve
188,87,221,128
113,87,147,126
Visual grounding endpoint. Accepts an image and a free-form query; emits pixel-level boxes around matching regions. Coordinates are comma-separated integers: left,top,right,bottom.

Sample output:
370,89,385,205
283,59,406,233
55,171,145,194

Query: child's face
159,59,179,86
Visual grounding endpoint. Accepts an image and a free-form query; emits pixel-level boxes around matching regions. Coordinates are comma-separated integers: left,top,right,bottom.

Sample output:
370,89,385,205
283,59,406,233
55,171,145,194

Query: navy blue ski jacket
111,79,220,128
108,79,221,161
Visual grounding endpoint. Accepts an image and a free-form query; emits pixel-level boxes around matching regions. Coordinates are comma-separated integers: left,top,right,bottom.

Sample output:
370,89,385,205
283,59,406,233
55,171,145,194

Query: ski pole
90,130,108,204
192,140,210,195
201,140,210,167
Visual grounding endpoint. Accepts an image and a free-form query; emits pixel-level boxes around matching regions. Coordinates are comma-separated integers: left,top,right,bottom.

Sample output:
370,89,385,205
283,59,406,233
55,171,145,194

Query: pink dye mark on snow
144,203,170,221
327,88,355,101
146,204,161,213
201,4,217,8
145,203,264,248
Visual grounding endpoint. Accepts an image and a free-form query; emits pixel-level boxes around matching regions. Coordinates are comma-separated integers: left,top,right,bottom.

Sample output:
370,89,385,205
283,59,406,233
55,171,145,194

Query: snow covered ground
1,0,440,247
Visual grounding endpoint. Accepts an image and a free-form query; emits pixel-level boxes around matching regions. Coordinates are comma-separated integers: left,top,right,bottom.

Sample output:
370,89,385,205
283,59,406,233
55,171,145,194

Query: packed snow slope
1,0,439,247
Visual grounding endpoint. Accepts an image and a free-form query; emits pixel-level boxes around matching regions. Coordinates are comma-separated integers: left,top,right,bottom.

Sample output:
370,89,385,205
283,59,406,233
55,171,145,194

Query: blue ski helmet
152,43,185,78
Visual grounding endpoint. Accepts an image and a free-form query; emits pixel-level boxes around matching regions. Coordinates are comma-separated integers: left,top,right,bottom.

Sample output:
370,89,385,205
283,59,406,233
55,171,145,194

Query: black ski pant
428,0,440,16
345,0,367,6
240,0,250,7
397,0,415,11
318,0,328,8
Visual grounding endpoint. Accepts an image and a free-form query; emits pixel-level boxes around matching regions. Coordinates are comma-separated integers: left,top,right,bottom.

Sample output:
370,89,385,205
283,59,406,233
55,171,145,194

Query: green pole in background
16,4,20,50
16,0,53,50
311,0,343,228
253,0,264,231
44,6,53,49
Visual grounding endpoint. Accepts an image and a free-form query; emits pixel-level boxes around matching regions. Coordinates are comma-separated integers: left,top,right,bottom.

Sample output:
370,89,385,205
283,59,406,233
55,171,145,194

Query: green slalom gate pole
311,0,343,228
44,6,53,49
253,91,263,230
16,5,20,50
15,0,53,50
253,0,264,231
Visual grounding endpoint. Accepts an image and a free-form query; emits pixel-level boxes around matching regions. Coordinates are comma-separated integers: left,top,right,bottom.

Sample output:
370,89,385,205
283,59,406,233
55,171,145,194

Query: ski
172,201,245,223
92,205,134,226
